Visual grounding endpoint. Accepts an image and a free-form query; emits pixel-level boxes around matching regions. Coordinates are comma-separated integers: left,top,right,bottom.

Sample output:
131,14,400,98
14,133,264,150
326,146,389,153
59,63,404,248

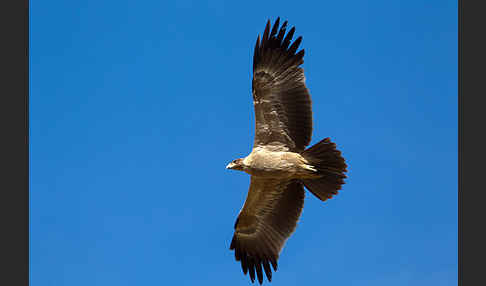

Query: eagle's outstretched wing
230,177,305,284
252,17,313,153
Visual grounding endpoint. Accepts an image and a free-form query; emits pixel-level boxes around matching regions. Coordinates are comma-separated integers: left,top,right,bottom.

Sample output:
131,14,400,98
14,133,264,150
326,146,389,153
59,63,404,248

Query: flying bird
226,17,348,284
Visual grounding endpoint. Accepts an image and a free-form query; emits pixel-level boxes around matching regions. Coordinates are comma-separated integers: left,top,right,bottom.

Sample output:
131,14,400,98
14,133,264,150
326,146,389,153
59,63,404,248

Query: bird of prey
226,17,348,284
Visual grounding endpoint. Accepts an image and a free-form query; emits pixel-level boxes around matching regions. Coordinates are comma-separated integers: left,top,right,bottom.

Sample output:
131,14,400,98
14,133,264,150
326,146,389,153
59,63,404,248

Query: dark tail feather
301,138,348,201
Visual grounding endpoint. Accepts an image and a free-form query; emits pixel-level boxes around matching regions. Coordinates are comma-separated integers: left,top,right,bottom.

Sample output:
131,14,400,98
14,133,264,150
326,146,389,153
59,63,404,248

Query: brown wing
229,177,305,284
252,18,313,153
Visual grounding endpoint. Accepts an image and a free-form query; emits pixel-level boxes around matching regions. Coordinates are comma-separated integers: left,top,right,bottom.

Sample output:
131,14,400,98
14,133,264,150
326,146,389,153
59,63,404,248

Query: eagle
226,18,348,284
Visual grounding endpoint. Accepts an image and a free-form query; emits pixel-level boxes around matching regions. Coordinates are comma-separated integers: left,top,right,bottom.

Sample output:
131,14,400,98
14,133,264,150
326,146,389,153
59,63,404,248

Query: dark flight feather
282,27,295,51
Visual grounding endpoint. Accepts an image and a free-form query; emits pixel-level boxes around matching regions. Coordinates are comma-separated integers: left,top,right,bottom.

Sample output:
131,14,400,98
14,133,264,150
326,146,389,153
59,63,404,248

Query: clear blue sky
30,1,457,285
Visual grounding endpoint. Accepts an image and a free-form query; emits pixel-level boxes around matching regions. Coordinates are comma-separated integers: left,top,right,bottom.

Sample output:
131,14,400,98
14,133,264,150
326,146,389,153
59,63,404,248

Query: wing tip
253,17,304,72
230,236,278,284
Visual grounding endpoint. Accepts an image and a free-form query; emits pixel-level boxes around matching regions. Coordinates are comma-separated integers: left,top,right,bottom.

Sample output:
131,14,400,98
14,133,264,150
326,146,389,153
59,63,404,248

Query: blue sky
30,1,457,285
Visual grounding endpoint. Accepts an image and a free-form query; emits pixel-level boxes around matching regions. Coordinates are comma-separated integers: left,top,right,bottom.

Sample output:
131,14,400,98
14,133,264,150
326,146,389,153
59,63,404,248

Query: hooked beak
226,162,236,169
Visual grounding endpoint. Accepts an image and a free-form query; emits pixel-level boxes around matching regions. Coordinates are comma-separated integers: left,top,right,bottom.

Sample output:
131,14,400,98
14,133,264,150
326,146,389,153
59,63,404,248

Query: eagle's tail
301,138,348,201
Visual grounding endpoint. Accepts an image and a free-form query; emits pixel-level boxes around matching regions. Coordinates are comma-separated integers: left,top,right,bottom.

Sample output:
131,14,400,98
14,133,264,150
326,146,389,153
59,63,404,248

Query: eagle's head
226,158,245,171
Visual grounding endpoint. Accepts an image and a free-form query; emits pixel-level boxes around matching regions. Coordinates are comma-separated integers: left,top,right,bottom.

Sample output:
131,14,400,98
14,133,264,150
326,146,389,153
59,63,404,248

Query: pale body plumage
238,147,318,178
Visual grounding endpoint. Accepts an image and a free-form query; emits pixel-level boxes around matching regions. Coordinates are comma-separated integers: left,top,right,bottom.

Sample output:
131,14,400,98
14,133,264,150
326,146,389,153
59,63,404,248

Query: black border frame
459,0,486,285
0,0,29,285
